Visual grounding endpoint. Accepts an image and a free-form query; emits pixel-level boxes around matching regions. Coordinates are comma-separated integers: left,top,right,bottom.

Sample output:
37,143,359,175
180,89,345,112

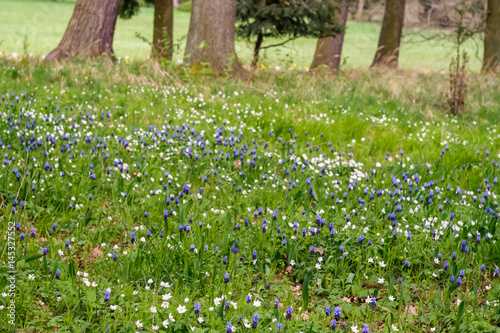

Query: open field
0,58,499,332
0,0,486,71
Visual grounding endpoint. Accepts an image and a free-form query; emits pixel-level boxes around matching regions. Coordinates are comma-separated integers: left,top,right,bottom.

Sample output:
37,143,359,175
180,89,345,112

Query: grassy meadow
0,0,486,71
1,1,500,332
0,56,499,332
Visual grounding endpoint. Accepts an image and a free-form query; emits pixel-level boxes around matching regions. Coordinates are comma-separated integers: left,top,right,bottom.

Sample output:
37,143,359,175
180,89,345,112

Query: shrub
178,1,191,12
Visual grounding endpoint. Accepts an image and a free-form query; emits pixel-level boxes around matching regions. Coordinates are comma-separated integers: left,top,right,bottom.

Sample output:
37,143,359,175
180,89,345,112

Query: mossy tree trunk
310,0,348,73
371,0,406,69
152,0,174,60
45,0,121,61
482,0,500,73
185,0,248,78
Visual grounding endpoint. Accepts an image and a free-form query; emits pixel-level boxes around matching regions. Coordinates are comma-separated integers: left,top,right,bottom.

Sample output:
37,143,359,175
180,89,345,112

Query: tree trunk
482,0,500,73
310,0,348,73
185,0,248,78
355,0,365,22
371,0,406,69
45,0,121,61
152,0,174,60
252,32,264,69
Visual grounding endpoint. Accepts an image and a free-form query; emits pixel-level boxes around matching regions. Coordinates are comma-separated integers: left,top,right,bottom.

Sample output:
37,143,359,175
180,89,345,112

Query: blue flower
286,306,292,320
276,323,283,331
325,306,331,316
226,321,233,333
104,290,110,303
334,306,341,320
42,248,48,256
194,302,200,315
252,314,259,329
331,319,337,330
361,324,370,333
224,272,229,283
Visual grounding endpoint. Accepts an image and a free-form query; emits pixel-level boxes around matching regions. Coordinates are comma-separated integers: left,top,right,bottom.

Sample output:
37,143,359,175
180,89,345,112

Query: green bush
177,1,191,12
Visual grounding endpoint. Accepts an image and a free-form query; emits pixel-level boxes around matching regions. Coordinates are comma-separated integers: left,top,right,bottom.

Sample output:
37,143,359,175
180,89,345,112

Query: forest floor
0,57,499,332
0,0,486,72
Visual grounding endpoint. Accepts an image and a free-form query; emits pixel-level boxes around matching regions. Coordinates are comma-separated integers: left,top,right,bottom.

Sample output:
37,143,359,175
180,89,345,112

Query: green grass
0,57,500,332
0,0,485,71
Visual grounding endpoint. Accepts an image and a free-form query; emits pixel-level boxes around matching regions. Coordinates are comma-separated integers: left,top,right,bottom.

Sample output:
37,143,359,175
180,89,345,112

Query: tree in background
119,0,174,60
482,0,500,73
45,0,121,61
236,0,343,68
371,0,406,68
310,0,348,72
185,0,248,77
152,0,174,60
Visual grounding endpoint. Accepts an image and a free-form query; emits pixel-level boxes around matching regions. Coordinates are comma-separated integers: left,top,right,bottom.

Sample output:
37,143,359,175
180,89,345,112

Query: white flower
315,263,322,269
150,305,157,313
209,307,214,311
169,313,176,322
110,305,118,310
28,274,35,280
160,281,171,288
148,279,154,284
391,324,399,331
133,290,139,295
290,260,296,266
378,277,385,284
379,261,386,267
198,317,204,323
58,249,64,257
162,293,172,300
152,325,159,331
135,320,143,328
368,258,374,263
253,300,261,307
162,320,170,328
177,305,187,313
57,297,62,302
161,301,170,308
388,295,395,301
430,328,436,332
184,297,189,303
351,325,359,333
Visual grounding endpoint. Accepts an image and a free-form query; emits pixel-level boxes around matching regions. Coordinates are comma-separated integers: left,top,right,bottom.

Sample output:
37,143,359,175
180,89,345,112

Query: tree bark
371,0,406,69
355,0,365,22
252,32,264,69
185,0,248,78
152,0,174,60
45,0,121,61
482,0,500,73
310,0,348,73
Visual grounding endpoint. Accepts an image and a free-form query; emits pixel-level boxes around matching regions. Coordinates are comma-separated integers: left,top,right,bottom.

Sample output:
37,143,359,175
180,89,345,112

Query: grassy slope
0,0,484,71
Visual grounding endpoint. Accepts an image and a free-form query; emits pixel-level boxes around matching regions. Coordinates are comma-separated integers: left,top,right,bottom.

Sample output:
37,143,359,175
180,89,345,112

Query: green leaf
302,268,313,308
455,299,466,333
